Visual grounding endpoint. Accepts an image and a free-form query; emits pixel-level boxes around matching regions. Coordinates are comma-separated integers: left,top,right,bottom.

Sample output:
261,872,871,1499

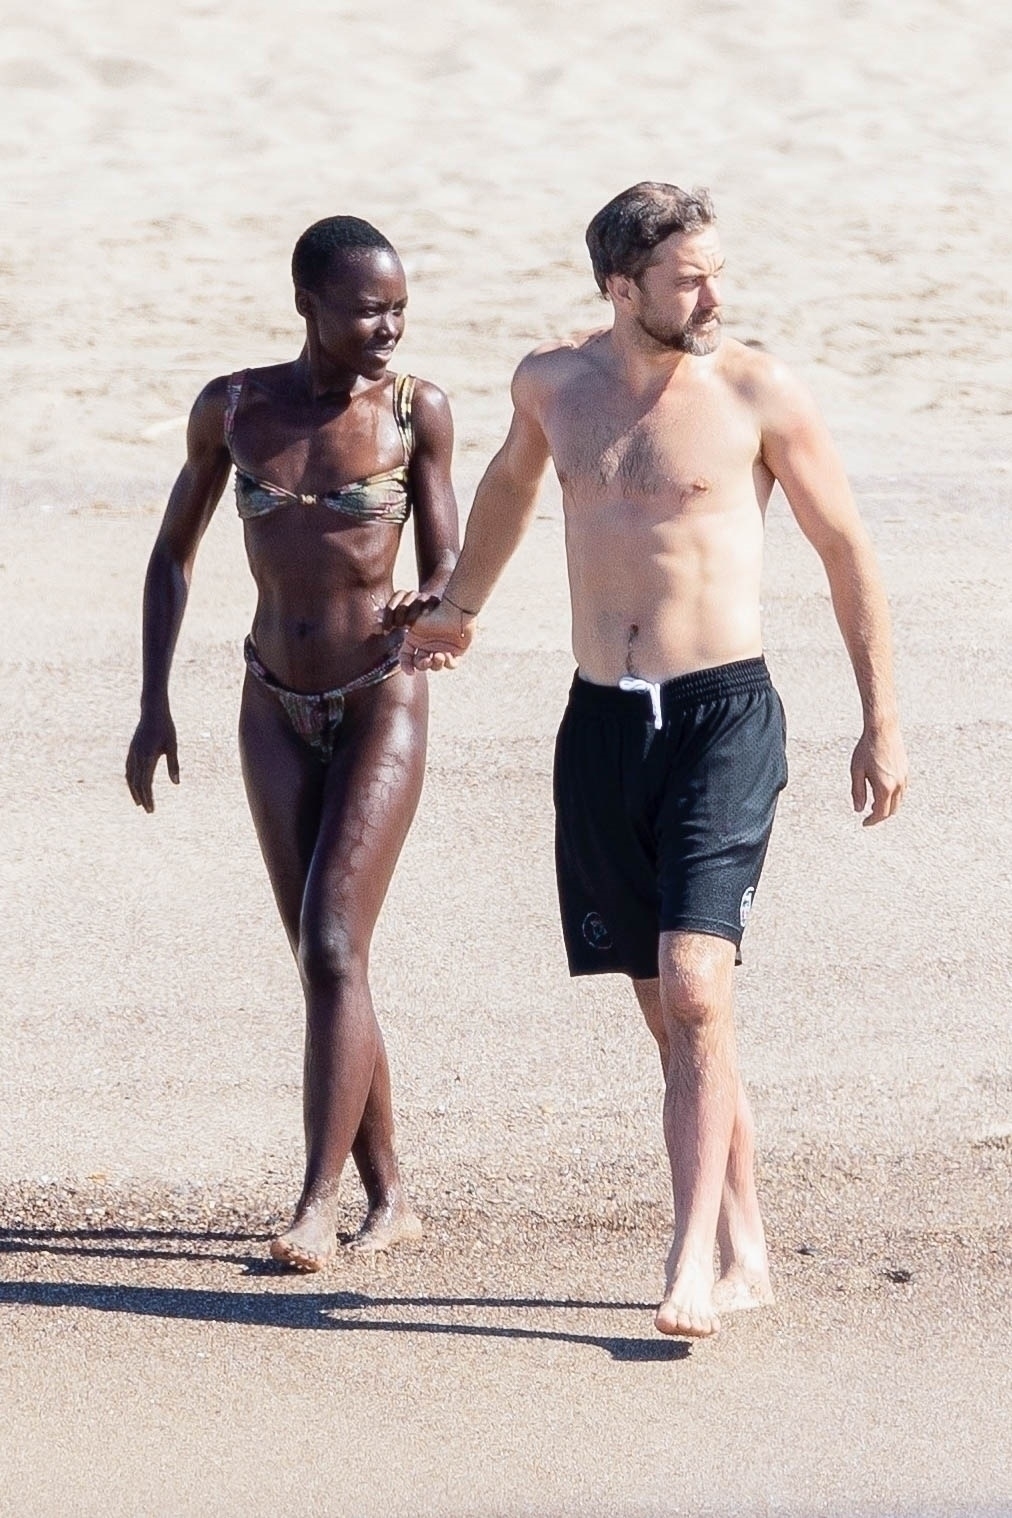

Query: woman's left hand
383,589,441,630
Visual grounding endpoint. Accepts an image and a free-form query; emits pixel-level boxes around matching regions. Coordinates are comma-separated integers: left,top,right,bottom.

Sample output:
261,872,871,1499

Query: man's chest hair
550,395,755,501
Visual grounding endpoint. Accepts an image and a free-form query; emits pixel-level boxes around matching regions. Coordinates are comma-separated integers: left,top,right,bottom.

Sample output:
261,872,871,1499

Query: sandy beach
1,0,1010,1513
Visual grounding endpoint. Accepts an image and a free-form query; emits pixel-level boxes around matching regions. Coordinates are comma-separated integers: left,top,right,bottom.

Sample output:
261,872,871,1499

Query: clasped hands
385,590,475,674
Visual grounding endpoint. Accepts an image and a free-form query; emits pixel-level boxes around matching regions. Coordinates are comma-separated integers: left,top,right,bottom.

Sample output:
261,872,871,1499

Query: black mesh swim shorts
553,657,788,978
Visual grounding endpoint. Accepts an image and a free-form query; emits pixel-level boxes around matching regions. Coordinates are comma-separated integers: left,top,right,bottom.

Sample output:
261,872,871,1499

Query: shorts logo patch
582,912,613,950
739,887,755,928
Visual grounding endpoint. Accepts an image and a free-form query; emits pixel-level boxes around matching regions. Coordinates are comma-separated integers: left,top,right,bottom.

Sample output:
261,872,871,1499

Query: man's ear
606,273,635,308
294,286,313,320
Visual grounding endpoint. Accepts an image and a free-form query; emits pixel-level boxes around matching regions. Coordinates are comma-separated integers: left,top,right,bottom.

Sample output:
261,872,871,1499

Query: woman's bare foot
346,1196,423,1255
269,1201,339,1272
712,1263,775,1315
654,1257,721,1338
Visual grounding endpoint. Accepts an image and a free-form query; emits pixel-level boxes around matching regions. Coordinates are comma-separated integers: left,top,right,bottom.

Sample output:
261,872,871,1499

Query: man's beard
635,309,722,356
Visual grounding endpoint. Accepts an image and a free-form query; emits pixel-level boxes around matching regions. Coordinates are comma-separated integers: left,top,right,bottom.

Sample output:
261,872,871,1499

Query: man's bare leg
636,932,739,1336
633,975,773,1315
712,1080,774,1312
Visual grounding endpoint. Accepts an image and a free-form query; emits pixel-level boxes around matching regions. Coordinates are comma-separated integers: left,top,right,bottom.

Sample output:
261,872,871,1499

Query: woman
126,216,459,1270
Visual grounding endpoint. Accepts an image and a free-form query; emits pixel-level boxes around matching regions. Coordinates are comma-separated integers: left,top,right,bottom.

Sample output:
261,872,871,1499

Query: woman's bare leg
239,671,426,1268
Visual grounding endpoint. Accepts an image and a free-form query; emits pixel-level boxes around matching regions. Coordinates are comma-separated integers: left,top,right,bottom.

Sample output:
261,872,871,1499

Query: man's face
298,248,408,376
625,227,725,356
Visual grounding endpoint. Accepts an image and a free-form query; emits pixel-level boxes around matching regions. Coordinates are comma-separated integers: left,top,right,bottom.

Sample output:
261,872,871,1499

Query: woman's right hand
126,707,180,813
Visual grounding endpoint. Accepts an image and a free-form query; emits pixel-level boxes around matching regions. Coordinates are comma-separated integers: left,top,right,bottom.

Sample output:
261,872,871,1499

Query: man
403,183,907,1337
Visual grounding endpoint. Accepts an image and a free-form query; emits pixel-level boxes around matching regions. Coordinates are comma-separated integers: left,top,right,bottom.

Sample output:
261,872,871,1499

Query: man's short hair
291,216,397,292
585,183,716,294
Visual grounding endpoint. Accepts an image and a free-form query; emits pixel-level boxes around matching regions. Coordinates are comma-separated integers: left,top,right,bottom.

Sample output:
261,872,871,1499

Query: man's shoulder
716,340,827,443
716,338,800,404
513,330,608,399
525,327,609,360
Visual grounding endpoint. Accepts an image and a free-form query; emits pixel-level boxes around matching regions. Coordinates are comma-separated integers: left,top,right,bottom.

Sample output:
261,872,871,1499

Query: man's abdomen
564,490,765,685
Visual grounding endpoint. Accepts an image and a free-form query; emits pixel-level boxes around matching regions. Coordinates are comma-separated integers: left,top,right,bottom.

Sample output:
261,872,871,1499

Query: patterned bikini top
224,369,416,524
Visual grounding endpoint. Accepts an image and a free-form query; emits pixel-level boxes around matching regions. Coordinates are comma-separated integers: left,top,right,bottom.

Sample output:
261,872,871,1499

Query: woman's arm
126,377,233,812
384,380,460,627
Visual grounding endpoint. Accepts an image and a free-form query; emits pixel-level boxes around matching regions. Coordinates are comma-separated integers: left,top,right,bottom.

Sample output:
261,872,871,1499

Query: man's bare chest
546,383,759,502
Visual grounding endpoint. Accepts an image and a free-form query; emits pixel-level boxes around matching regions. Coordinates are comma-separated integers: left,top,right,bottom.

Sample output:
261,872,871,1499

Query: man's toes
655,1303,721,1338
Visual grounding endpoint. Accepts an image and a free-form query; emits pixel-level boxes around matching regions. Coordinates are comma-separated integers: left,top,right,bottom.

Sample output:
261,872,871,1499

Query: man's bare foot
655,1259,721,1338
346,1198,423,1255
269,1203,338,1272
712,1263,775,1315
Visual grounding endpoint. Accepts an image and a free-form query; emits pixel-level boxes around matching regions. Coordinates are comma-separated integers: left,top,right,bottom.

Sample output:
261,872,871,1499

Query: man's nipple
682,476,712,504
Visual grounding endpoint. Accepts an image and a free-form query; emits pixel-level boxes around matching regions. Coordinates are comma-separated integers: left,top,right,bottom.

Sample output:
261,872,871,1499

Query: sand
1,0,1010,1513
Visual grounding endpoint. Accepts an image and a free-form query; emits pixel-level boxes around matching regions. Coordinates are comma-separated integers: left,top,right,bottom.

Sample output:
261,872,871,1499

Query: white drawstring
618,676,664,730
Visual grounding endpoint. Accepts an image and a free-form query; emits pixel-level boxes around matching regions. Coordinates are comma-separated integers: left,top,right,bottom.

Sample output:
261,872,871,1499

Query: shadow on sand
0,1224,261,1269
0,1226,688,1362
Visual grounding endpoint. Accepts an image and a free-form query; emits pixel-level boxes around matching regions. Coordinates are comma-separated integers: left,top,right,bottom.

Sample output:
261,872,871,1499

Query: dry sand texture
1,1,1011,1514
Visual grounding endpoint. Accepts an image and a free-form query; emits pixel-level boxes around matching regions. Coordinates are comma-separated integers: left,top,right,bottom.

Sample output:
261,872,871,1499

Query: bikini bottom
243,635,400,763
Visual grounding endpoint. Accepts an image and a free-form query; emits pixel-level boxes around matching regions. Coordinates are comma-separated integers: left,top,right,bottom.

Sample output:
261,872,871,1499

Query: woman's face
298,248,408,378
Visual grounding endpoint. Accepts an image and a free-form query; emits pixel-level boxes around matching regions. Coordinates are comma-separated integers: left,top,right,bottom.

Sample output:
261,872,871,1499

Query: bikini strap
223,370,249,449
392,372,416,461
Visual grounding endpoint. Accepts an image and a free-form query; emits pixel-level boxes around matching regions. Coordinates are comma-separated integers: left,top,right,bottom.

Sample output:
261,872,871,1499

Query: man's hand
126,708,179,813
399,597,476,675
850,724,908,826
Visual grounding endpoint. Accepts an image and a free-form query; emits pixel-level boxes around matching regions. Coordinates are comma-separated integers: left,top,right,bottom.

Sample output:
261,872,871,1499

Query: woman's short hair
292,216,396,292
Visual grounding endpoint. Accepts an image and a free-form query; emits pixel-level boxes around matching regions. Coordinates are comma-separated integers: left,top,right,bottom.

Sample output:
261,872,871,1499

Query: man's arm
759,361,908,825
125,378,233,811
400,356,553,671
